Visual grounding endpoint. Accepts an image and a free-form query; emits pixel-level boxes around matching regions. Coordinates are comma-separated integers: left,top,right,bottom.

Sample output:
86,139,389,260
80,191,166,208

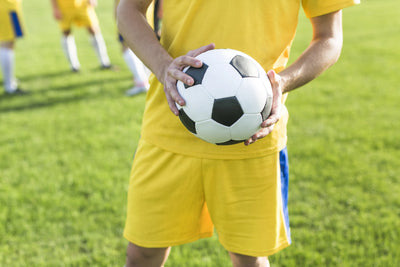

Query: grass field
1,0,399,266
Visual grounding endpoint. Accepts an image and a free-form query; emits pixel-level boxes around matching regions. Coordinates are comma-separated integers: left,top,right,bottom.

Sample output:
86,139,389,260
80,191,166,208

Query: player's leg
0,41,15,92
120,39,149,96
57,6,81,72
229,252,270,267
124,139,214,266
61,30,81,72
126,242,170,267
88,26,111,68
0,5,26,94
84,7,111,69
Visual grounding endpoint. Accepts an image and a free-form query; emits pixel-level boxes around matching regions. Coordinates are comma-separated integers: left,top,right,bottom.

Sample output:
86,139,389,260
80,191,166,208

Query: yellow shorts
124,139,291,257
0,3,24,42
58,5,98,31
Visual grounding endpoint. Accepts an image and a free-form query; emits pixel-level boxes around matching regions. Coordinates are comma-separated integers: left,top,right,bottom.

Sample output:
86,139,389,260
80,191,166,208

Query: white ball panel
236,78,267,113
230,114,263,140
196,120,232,144
202,64,242,99
196,49,236,65
179,85,214,121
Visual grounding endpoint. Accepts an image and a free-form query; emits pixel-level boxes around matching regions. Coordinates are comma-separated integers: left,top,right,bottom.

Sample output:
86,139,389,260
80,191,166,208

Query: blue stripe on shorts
10,11,23,38
118,33,124,43
280,147,291,243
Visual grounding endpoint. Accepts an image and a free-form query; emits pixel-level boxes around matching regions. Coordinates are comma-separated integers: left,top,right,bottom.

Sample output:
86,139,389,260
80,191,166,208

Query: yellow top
0,0,21,9
55,0,90,9
141,0,360,159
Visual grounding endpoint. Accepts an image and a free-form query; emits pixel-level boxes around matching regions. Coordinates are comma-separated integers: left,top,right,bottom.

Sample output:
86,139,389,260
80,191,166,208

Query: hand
162,43,215,115
53,8,62,20
89,0,98,7
245,70,283,146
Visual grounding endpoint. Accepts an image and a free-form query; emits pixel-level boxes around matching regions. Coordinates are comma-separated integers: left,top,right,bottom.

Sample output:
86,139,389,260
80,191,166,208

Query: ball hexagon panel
202,64,242,99
236,78,268,114
196,119,231,144
212,96,244,127
179,84,214,122
229,113,263,140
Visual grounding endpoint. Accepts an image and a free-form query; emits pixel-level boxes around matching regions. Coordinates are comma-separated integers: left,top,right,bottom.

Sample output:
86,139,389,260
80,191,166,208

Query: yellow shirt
141,0,359,159
0,0,21,9
56,0,90,9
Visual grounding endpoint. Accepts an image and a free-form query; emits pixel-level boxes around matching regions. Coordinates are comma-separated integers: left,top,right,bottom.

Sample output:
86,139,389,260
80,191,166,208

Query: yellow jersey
141,0,359,159
56,0,91,10
0,0,21,9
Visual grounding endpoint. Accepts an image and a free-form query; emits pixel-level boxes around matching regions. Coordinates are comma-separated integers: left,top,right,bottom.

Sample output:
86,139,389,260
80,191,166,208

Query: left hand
89,0,98,7
245,70,283,146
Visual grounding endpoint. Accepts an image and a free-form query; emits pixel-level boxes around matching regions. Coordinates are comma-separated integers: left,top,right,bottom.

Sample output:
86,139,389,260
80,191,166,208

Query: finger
262,108,280,127
164,82,181,115
168,67,196,87
187,43,216,58
262,70,282,127
267,70,279,89
245,125,275,146
174,55,202,69
167,97,180,115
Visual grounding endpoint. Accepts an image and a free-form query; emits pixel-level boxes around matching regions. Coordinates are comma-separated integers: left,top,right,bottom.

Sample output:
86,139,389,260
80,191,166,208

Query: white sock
122,48,149,86
62,35,80,70
91,33,110,67
0,47,17,92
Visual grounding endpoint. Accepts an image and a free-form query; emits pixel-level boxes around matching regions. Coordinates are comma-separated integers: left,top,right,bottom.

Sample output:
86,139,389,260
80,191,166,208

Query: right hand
162,43,215,115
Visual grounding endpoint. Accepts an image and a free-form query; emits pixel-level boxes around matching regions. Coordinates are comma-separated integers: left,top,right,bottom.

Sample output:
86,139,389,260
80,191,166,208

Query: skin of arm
50,0,62,20
117,0,212,115
89,0,98,7
117,0,343,145
245,10,344,145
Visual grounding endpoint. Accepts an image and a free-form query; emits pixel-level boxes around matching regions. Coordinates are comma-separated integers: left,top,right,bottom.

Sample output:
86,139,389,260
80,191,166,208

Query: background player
0,0,27,94
51,0,112,72
114,0,151,96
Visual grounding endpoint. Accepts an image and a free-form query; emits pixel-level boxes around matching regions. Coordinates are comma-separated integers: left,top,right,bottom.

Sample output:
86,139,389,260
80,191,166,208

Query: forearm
279,10,343,94
117,0,171,82
280,37,342,93
50,0,59,11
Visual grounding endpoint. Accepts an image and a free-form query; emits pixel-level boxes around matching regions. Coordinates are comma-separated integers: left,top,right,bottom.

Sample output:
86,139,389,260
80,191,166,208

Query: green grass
1,0,399,266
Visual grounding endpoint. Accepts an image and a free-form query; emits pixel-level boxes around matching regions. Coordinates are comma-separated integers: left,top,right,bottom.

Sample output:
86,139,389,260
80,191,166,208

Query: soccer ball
176,49,273,145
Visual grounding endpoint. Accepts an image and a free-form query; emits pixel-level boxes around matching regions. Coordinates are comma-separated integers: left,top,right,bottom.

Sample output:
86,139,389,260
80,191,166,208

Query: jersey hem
219,239,291,257
140,135,287,160
123,231,214,248
304,0,360,18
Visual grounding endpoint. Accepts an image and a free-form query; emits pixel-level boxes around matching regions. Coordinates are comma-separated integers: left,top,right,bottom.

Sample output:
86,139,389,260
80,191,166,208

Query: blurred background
0,0,399,266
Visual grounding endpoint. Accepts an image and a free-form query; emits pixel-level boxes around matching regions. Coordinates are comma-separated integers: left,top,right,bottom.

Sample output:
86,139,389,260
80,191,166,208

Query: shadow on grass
0,73,134,113
16,70,77,82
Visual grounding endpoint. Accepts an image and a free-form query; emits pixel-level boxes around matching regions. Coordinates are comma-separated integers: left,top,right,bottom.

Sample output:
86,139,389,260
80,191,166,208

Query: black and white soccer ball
176,49,273,145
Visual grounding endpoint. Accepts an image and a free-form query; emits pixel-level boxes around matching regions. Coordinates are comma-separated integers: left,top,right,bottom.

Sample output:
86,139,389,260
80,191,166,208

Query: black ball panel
212,97,244,126
217,139,245,146
261,102,271,121
230,55,259,78
184,63,209,89
178,109,197,134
